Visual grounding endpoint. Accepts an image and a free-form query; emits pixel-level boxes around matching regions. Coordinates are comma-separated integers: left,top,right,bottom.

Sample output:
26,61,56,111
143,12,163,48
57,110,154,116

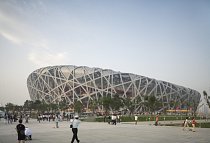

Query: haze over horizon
0,0,210,106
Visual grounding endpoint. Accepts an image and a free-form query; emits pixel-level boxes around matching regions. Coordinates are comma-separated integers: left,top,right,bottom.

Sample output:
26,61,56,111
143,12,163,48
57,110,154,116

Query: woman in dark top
16,119,25,143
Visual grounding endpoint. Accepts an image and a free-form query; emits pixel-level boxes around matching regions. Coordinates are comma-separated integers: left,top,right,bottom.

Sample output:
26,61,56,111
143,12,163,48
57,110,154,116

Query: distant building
27,65,201,113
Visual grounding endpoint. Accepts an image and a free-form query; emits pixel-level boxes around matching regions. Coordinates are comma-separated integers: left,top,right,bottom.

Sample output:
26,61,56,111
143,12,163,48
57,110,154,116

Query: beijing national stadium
27,65,201,113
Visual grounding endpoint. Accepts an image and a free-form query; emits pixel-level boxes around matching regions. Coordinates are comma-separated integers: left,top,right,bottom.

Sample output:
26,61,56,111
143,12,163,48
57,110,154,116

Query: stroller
25,127,32,140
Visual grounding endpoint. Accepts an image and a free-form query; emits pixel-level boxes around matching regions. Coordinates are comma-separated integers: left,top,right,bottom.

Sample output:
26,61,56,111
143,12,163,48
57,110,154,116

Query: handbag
70,119,74,128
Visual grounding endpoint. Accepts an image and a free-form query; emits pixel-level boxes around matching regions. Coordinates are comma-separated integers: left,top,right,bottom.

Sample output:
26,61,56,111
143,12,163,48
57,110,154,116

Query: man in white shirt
135,115,138,125
71,115,81,143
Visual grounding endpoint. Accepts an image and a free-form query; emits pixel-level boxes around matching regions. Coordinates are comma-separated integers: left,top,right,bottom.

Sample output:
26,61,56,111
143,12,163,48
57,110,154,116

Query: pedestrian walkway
0,119,209,143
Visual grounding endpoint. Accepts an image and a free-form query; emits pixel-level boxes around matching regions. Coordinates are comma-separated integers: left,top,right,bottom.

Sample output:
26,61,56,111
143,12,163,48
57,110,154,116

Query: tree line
0,94,162,116
1,91,208,116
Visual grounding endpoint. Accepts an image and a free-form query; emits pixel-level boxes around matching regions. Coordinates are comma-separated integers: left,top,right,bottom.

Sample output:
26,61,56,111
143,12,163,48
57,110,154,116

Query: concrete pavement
0,119,209,143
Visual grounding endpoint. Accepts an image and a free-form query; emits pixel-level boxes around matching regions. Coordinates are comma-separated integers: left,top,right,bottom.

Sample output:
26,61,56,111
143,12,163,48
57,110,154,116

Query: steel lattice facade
27,65,201,112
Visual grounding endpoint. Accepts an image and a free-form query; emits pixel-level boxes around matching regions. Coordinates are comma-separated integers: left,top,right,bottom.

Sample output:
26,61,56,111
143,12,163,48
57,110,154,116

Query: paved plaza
0,119,210,143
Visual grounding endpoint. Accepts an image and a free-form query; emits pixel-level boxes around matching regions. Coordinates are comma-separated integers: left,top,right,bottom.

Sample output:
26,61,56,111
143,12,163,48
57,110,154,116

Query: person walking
135,115,138,125
55,115,59,128
117,115,120,123
183,117,189,131
155,114,159,126
112,114,117,125
16,119,25,143
191,117,197,132
108,115,111,124
71,115,81,143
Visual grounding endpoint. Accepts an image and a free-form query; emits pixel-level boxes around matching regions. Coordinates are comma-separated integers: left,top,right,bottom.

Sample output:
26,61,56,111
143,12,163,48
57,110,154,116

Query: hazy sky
0,0,210,105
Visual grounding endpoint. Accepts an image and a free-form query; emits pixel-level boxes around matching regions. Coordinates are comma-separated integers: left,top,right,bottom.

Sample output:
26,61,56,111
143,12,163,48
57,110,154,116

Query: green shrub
197,122,210,128
93,115,206,123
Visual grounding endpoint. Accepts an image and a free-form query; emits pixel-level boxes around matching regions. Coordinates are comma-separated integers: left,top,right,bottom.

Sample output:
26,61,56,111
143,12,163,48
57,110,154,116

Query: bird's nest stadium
27,65,201,113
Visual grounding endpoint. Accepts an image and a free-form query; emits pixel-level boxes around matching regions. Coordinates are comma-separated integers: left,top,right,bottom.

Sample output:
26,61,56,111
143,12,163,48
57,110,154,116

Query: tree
133,96,142,113
148,95,157,112
101,96,112,114
142,95,149,112
141,95,160,113
23,100,33,115
110,94,123,112
89,98,97,114
74,101,83,114
58,99,68,111
33,100,42,113
49,103,59,113
14,105,23,113
5,103,15,112
122,98,135,115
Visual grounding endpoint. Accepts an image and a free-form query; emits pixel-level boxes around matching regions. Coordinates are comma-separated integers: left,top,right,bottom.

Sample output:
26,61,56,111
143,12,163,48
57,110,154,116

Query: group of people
134,114,197,132
4,113,31,125
37,113,75,123
154,115,197,132
4,113,18,124
183,117,197,132
15,114,198,143
16,115,81,143
106,114,120,125
16,119,32,143
134,114,159,125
